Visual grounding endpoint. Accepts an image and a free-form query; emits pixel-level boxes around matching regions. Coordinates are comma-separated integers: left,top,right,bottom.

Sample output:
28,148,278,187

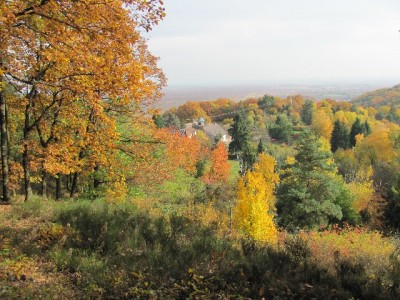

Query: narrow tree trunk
93,165,100,189
22,144,32,202
70,150,84,198
41,171,47,198
0,91,10,203
23,104,32,202
70,172,78,198
55,174,61,200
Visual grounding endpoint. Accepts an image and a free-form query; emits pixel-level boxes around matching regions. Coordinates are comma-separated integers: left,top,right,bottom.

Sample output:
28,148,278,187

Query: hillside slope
352,84,400,108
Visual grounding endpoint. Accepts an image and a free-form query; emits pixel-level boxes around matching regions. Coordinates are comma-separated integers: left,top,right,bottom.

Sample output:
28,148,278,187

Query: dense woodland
1,1,400,299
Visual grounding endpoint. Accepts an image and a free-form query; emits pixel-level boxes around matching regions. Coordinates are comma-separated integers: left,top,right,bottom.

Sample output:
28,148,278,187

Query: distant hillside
352,84,400,108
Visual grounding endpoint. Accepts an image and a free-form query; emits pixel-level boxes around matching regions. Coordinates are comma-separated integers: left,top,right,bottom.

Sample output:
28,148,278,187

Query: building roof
203,123,229,137
185,127,197,136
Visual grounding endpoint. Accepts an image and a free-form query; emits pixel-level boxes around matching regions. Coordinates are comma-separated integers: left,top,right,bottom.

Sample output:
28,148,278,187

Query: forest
1,1,400,299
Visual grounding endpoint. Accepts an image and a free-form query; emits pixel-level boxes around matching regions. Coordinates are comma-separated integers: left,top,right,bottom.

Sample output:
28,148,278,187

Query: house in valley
182,118,232,144
203,122,232,144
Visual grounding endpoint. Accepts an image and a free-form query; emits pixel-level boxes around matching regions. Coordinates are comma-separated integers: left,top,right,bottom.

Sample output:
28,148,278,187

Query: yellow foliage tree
346,166,374,213
354,125,396,165
233,153,279,244
311,109,334,141
334,111,357,129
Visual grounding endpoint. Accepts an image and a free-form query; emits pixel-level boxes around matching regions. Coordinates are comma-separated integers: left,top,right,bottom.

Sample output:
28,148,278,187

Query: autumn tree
233,153,279,243
334,110,357,129
1,0,165,201
334,148,359,182
354,125,396,166
156,128,205,176
202,142,230,186
346,166,374,214
173,101,208,124
311,109,333,141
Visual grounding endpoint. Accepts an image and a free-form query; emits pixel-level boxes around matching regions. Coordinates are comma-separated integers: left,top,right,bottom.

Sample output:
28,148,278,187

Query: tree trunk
41,171,47,198
22,144,32,202
70,172,78,198
0,91,10,203
23,104,32,201
93,165,100,189
55,174,61,200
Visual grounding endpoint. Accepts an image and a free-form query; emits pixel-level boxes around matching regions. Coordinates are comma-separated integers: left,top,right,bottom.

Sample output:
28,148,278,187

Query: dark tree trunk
0,91,10,203
55,174,62,200
41,171,47,198
93,165,100,189
70,172,78,198
22,144,32,201
23,104,33,202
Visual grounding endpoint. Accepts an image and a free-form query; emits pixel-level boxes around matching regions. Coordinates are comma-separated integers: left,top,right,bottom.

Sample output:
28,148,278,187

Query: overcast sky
146,0,400,87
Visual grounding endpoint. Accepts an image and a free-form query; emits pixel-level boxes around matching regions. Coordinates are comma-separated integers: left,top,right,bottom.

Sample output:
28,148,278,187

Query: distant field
153,83,387,110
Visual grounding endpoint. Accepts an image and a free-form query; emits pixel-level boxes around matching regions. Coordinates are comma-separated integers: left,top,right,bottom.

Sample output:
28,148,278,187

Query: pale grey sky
146,0,400,86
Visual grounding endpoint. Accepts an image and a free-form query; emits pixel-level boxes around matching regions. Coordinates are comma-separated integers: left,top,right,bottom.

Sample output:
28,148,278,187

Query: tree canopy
0,0,166,201
277,131,356,229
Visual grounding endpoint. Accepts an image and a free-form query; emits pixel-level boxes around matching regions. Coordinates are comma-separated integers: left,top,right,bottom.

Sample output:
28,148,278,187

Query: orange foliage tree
202,142,230,185
0,0,165,201
155,128,206,176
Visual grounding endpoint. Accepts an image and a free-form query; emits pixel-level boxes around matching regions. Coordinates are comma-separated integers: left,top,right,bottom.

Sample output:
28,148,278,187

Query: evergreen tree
242,144,256,173
277,131,356,229
330,120,350,152
228,112,251,156
364,121,371,136
153,115,165,128
257,94,276,113
257,139,265,154
350,118,364,147
301,99,315,125
161,113,182,129
268,114,293,143
387,179,400,230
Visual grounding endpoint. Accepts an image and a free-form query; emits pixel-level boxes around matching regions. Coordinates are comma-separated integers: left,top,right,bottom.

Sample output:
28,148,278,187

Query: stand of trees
0,0,165,202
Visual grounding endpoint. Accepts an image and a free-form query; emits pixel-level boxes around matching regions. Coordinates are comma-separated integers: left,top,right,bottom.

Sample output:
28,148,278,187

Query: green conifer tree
301,99,315,125
330,120,350,152
257,139,265,154
350,118,364,147
277,131,357,229
228,112,251,156
268,114,293,143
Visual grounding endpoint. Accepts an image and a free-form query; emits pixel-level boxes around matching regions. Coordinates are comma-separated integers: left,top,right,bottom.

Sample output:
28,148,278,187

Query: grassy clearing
0,198,399,299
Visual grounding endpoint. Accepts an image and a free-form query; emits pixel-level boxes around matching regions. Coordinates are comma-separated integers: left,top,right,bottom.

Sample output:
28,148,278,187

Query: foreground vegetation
0,198,399,299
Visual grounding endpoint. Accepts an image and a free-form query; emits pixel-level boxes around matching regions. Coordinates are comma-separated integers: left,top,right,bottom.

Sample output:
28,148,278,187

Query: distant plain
155,82,393,110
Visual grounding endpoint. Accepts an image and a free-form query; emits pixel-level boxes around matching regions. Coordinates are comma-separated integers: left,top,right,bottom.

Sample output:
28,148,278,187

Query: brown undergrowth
0,200,81,299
